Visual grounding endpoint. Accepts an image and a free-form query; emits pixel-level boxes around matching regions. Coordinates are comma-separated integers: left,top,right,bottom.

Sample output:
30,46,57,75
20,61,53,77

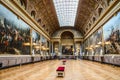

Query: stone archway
61,31,74,55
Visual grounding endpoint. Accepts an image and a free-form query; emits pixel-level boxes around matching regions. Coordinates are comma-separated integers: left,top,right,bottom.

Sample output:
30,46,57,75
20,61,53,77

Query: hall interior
0,0,120,80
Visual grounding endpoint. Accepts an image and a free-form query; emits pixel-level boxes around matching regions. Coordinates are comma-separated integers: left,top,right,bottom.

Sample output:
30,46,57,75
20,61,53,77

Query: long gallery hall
0,0,120,80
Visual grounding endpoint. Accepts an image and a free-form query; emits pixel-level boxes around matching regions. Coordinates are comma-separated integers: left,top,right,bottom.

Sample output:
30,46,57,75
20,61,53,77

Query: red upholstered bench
62,60,66,65
56,66,65,77
56,67,65,71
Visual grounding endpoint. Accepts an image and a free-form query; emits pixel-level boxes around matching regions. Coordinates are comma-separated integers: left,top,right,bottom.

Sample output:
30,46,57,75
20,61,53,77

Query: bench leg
57,71,65,77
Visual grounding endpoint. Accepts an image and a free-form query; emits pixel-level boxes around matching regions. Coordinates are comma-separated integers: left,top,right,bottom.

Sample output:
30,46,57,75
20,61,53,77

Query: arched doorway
61,31,74,55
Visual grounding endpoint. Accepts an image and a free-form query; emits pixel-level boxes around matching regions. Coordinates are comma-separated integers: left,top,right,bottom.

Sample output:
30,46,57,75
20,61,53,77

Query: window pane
53,0,79,27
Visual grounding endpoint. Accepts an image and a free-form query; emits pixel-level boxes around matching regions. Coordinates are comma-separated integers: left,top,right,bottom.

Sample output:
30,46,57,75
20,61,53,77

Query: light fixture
23,42,30,46
95,45,100,48
104,41,111,45
85,47,89,50
33,45,41,49
97,42,102,45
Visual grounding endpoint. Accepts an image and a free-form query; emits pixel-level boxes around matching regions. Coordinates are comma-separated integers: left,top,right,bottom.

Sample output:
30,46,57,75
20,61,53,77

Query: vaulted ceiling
27,0,109,36
75,0,98,34
28,0,60,35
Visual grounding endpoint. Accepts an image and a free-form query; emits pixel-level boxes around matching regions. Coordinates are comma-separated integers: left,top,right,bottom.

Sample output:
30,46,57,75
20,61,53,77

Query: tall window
93,17,96,23
31,11,36,18
98,8,103,16
37,19,41,25
19,0,26,9
107,0,113,6
42,24,45,29
89,23,91,28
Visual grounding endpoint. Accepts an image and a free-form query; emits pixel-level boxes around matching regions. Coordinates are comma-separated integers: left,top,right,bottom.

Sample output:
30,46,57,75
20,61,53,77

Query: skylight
53,0,79,27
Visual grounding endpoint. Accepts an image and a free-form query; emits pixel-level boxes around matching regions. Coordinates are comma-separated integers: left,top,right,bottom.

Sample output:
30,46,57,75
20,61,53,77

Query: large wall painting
93,29,102,55
103,12,120,54
84,39,89,56
0,4,30,55
41,36,48,55
84,29,103,56
80,43,84,56
41,36,47,47
88,35,94,55
32,30,41,55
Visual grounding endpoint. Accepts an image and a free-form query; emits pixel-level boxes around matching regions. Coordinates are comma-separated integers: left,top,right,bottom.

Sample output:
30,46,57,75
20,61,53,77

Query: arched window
49,32,51,35
93,17,96,23
84,31,86,34
98,7,103,16
86,28,88,31
107,0,113,6
31,11,36,18
37,19,41,25
42,24,45,29
89,23,91,28
19,0,27,10
46,29,48,32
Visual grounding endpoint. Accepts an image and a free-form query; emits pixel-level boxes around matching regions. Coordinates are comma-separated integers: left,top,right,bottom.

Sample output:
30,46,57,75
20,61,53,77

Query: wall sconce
95,45,100,48
104,41,111,45
72,49,74,51
33,45,41,49
90,45,94,48
41,46,46,50
89,47,93,50
46,48,49,51
97,42,102,45
85,47,92,50
85,47,89,50
32,43,37,46
23,42,30,46
55,48,58,50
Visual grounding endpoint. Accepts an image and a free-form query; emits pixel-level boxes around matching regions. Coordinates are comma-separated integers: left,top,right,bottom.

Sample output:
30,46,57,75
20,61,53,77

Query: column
52,41,54,54
30,28,32,55
59,41,62,55
74,41,76,54
49,41,51,54
40,34,42,55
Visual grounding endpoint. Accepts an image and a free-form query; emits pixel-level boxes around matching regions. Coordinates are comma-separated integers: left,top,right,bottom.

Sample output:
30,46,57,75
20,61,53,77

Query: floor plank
0,60,120,80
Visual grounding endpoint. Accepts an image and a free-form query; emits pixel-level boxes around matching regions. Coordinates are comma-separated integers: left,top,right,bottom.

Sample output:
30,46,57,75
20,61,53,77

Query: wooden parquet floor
0,60,120,80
